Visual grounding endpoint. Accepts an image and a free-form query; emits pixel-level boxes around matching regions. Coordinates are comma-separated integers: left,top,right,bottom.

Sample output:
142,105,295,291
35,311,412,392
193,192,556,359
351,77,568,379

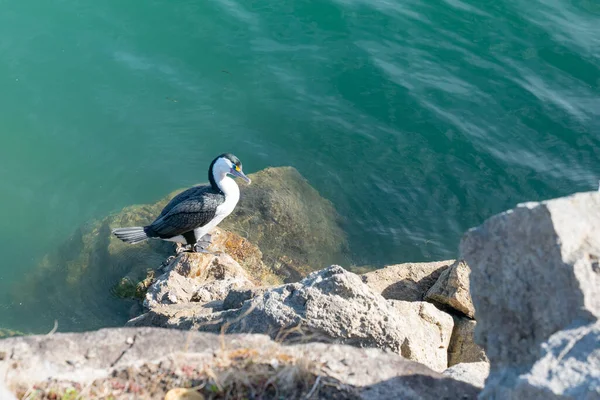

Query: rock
10,166,344,332
220,167,348,282
0,327,481,399
361,260,452,302
165,388,205,400
448,316,487,366
444,362,490,388
461,191,600,398
0,380,16,400
425,260,475,318
204,228,281,286
145,252,254,308
509,322,600,399
222,286,269,310
131,266,454,372
388,300,455,371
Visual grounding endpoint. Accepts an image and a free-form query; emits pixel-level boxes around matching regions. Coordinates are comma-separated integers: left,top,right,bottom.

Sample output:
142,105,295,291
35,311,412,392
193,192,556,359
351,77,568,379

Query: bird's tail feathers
112,227,149,244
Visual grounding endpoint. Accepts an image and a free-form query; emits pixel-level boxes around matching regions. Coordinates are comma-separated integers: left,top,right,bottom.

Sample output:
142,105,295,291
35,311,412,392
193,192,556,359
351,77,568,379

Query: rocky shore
1,168,598,399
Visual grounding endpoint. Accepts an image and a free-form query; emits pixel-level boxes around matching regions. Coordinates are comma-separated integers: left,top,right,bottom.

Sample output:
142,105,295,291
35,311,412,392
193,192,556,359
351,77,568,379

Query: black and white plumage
112,153,251,252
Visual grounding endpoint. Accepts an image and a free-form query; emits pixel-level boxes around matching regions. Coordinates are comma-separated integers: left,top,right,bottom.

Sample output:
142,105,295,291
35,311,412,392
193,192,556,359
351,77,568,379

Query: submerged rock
0,329,24,339
461,191,600,399
221,167,348,281
130,263,454,372
0,327,481,400
11,167,346,332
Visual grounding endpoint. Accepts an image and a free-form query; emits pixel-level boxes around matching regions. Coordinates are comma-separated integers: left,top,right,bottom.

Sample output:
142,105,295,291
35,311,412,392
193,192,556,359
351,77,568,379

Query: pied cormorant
112,153,251,252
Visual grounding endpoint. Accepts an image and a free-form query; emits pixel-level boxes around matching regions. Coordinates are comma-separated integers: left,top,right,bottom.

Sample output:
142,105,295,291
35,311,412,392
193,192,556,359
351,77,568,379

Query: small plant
61,387,79,400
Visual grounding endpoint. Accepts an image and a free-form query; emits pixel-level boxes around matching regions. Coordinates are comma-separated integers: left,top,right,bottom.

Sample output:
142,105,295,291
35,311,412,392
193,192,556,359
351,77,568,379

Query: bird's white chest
215,190,239,219
193,177,240,239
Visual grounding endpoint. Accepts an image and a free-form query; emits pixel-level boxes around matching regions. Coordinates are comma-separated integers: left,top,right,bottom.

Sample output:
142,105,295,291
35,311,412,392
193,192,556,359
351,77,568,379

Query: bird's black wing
147,191,225,239
157,184,213,219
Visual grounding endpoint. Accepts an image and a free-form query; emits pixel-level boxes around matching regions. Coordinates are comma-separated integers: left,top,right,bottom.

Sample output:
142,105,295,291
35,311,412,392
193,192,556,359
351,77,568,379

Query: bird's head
211,153,251,184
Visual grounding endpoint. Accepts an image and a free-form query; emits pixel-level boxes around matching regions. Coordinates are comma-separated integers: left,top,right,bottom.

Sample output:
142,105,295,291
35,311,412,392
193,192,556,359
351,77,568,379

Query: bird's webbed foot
193,242,210,254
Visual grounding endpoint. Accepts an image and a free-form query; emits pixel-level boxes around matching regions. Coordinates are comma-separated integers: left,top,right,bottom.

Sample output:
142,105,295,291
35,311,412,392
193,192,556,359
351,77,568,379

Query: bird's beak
230,168,251,184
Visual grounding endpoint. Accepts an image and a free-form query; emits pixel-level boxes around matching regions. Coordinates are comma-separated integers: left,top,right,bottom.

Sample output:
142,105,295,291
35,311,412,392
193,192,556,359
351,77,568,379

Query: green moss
111,270,156,300
0,328,25,338
111,277,137,299
61,387,79,400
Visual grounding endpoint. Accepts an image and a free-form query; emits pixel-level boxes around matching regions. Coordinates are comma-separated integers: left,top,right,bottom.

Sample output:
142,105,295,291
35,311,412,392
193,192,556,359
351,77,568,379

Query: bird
112,153,251,252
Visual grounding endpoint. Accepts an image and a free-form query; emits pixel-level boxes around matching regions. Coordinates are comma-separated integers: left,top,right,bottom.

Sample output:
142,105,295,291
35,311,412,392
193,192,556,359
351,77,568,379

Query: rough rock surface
0,327,481,400
448,316,487,367
443,362,490,389
130,265,454,372
425,260,475,318
222,286,270,310
461,191,600,398
0,379,16,400
145,252,254,309
361,260,452,302
10,167,345,332
387,300,455,371
510,322,600,399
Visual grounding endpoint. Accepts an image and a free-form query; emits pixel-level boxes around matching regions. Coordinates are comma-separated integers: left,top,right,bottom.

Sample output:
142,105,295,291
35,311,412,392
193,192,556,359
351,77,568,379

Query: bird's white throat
216,175,240,202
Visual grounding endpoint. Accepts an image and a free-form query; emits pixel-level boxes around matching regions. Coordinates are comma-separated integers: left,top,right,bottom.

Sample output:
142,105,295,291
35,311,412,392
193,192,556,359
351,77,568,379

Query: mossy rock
12,167,347,332
0,328,25,339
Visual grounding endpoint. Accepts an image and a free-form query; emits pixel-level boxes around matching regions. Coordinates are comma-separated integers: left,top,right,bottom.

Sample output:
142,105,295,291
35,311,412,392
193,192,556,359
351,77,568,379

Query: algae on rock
0,328,24,339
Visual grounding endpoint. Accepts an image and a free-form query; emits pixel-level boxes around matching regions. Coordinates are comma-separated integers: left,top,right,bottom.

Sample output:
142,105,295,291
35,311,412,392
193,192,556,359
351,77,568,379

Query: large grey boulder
0,327,481,399
510,322,600,399
361,260,452,302
130,265,455,372
461,191,600,398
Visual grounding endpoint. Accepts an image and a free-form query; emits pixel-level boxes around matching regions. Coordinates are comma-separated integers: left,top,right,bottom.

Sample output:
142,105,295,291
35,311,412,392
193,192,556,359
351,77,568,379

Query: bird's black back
145,184,225,239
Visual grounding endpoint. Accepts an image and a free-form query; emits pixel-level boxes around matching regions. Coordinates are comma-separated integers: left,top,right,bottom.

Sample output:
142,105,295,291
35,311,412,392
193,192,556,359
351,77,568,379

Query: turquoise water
0,0,599,332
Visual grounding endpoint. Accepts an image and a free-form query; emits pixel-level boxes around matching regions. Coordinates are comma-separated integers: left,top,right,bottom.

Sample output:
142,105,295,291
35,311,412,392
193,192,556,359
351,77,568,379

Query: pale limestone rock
0,327,481,399
131,266,454,372
388,300,454,372
0,380,16,400
425,260,475,318
511,322,600,399
361,260,452,301
461,191,600,399
145,252,254,309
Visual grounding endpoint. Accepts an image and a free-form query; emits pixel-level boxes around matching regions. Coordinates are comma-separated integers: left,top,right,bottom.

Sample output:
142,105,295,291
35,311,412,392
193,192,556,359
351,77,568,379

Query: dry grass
14,326,359,400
